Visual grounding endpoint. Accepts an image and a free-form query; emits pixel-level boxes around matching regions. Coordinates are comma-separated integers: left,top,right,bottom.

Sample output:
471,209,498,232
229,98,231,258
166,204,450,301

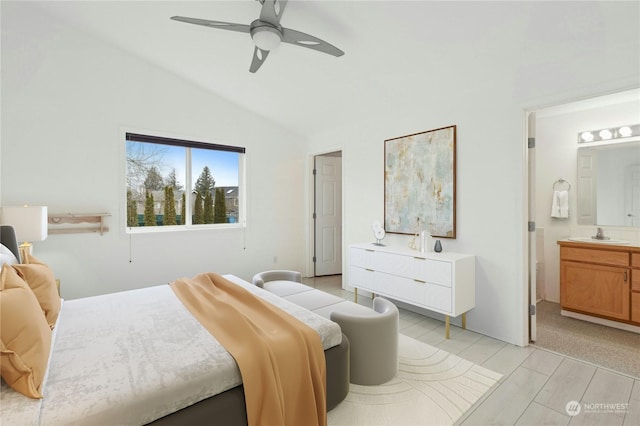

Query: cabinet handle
365,249,375,252
366,268,374,272
413,257,425,260
414,279,426,284
624,271,627,282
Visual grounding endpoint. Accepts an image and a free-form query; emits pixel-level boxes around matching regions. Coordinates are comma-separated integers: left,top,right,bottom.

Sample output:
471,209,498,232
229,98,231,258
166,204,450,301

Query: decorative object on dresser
0,205,48,262
371,221,386,246
349,243,475,339
384,125,456,238
558,239,640,332
434,239,443,253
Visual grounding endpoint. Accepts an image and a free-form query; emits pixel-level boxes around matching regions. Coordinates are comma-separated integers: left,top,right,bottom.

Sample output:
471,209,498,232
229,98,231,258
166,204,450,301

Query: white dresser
349,243,475,338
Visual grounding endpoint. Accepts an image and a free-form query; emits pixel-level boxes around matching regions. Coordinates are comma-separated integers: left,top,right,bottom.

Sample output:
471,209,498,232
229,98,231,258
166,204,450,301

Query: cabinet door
632,269,640,292
632,292,640,324
561,261,630,320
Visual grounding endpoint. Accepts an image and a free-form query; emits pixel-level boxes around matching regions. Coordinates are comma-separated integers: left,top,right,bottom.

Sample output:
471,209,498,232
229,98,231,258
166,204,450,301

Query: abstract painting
384,125,456,238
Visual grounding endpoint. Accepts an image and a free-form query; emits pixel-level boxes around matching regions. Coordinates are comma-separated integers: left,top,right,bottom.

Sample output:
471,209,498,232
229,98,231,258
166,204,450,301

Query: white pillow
0,244,18,267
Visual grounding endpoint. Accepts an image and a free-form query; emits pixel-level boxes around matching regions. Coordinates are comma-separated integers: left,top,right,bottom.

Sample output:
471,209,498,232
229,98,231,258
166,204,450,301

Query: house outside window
125,132,245,232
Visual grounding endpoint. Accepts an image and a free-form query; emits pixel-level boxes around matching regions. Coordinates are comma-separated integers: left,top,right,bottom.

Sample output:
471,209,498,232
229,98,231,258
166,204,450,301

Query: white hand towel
551,190,569,219
558,190,569,218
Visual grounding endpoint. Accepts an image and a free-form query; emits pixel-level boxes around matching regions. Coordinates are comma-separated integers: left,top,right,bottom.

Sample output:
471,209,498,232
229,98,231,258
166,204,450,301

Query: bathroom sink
567,237,629,245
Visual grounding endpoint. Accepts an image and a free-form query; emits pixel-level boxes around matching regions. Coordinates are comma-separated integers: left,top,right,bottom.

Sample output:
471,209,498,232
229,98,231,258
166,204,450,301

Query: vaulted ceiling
21,1,640,137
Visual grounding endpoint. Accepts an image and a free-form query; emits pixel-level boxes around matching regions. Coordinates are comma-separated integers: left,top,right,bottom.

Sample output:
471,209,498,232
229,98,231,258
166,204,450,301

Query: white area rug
328,334,502,426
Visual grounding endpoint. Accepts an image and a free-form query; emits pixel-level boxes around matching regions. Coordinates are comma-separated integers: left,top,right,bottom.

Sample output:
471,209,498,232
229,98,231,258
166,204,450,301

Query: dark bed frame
1,225,350,425
149,334,350,425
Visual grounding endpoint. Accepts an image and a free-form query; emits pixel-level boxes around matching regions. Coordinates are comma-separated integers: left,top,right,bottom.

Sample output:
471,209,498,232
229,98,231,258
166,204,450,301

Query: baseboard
560,309,640,334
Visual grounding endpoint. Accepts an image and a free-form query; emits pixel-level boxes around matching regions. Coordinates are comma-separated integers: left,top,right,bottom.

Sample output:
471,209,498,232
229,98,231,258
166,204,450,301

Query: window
125,132,245,231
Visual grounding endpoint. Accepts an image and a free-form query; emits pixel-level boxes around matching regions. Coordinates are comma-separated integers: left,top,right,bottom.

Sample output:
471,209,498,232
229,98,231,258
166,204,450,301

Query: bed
0,225,349,425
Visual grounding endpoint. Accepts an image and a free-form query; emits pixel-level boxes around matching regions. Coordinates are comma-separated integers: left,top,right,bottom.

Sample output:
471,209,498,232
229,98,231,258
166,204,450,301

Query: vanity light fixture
619,126,633,137
598,129,613,140
580,131,594,142
578,123,640,144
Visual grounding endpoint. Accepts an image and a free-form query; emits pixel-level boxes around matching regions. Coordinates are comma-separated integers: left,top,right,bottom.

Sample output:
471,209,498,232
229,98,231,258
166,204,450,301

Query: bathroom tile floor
303,275,640,426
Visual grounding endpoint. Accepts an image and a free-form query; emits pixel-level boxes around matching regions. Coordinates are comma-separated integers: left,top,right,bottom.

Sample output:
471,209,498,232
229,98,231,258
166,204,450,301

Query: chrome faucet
593,227,609,240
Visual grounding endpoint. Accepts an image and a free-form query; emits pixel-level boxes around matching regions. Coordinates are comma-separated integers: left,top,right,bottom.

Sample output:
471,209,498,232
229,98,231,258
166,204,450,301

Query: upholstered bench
252,270,399,386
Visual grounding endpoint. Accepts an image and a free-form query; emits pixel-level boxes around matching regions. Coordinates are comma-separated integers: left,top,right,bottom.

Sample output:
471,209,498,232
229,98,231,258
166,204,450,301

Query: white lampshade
1,205,48,243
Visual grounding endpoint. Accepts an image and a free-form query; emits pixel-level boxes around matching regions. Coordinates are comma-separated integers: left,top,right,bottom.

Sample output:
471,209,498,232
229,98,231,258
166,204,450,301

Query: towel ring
553,178,571,191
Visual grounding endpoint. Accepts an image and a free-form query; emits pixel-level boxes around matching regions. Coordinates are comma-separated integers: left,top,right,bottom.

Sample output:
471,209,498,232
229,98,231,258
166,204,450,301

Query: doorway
313,151,342,276
526,88,640,346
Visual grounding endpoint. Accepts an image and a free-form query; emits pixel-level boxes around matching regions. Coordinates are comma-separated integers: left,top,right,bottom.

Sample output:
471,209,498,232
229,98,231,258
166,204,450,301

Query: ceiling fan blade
281,27,344,57
259,0,288,26
170,16,251,34
249,46,270,73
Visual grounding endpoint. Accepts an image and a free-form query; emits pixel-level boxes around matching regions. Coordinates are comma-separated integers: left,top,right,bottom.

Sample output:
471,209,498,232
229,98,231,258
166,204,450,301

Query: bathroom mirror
577,139,640,227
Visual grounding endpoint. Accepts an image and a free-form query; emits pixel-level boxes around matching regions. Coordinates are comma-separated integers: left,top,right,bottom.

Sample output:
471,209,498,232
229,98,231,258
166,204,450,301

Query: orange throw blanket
170,273,327,426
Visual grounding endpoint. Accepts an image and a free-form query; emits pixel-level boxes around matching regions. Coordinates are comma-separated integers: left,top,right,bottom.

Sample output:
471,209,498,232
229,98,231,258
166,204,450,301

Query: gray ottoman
330,297,399,386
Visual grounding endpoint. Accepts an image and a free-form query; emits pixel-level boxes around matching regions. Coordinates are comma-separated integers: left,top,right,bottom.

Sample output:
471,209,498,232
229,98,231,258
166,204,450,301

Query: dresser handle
365,249,375,252
366,268,374,272
624,271,627,282
413,257,425,260
414,279,426,284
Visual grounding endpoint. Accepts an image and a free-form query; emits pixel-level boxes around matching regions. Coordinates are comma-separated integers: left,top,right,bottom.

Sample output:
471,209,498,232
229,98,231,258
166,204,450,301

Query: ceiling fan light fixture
251,26,282,51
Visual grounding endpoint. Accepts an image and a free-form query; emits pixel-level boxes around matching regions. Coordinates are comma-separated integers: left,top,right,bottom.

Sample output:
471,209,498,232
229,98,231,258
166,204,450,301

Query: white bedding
0,274,342,425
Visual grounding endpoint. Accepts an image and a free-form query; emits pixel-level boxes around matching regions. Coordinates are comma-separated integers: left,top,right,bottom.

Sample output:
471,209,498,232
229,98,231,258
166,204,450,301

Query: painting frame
384,125,456,238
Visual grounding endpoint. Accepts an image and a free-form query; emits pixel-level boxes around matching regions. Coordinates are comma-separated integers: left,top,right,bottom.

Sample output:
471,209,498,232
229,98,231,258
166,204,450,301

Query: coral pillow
12,254,61,329
0,264,52,398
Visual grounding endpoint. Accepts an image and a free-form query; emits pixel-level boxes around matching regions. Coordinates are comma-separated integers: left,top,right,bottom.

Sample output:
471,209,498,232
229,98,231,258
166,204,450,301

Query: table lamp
1,205,48,262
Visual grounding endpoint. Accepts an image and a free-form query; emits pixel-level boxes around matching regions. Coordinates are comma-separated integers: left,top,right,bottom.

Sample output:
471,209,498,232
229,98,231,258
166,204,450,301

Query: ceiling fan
171,0,344,73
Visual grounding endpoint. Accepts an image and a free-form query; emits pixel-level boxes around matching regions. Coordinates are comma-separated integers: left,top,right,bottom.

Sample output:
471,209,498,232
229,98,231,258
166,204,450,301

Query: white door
314,154,342,276
527,112,537,343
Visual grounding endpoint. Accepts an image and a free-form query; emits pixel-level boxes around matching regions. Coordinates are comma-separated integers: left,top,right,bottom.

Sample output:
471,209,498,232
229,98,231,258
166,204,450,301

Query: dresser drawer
377,274,452,314
375,251,411,277
350,266,377,292
561,247,628,267
350,247,373,269
411,257,452,287
350,246,412,277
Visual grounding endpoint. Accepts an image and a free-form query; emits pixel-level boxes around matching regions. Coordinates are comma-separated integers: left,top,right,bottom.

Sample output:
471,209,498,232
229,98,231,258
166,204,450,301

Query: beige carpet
328,334,502,426
534,301,640,378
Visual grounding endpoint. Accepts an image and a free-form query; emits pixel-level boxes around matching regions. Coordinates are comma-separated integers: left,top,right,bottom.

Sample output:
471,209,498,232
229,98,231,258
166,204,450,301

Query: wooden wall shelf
48,213,110,235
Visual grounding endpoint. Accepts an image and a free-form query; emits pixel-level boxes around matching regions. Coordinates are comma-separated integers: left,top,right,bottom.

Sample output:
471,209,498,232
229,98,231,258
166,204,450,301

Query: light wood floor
302,275,640,426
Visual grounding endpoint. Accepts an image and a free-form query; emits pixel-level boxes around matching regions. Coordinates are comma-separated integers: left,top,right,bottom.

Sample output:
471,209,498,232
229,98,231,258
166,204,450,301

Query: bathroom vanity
558,240,640,331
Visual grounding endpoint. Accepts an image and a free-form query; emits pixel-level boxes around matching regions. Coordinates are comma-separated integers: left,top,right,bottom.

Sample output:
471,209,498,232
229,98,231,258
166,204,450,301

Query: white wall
535,100,640,302
1,2,307,299
307,15,640,346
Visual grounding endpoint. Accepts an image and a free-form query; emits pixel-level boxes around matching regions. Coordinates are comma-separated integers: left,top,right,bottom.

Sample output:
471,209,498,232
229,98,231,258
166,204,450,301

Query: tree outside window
125,133,244,231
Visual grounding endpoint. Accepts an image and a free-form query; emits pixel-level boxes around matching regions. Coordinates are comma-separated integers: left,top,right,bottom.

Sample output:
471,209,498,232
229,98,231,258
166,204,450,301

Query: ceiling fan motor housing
250,20,283,51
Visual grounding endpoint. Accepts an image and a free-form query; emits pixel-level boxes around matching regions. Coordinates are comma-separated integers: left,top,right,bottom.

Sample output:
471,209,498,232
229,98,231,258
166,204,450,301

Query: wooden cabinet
558,242,639,326
560,261,629,320
349,243,475,338
632,254,640,322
